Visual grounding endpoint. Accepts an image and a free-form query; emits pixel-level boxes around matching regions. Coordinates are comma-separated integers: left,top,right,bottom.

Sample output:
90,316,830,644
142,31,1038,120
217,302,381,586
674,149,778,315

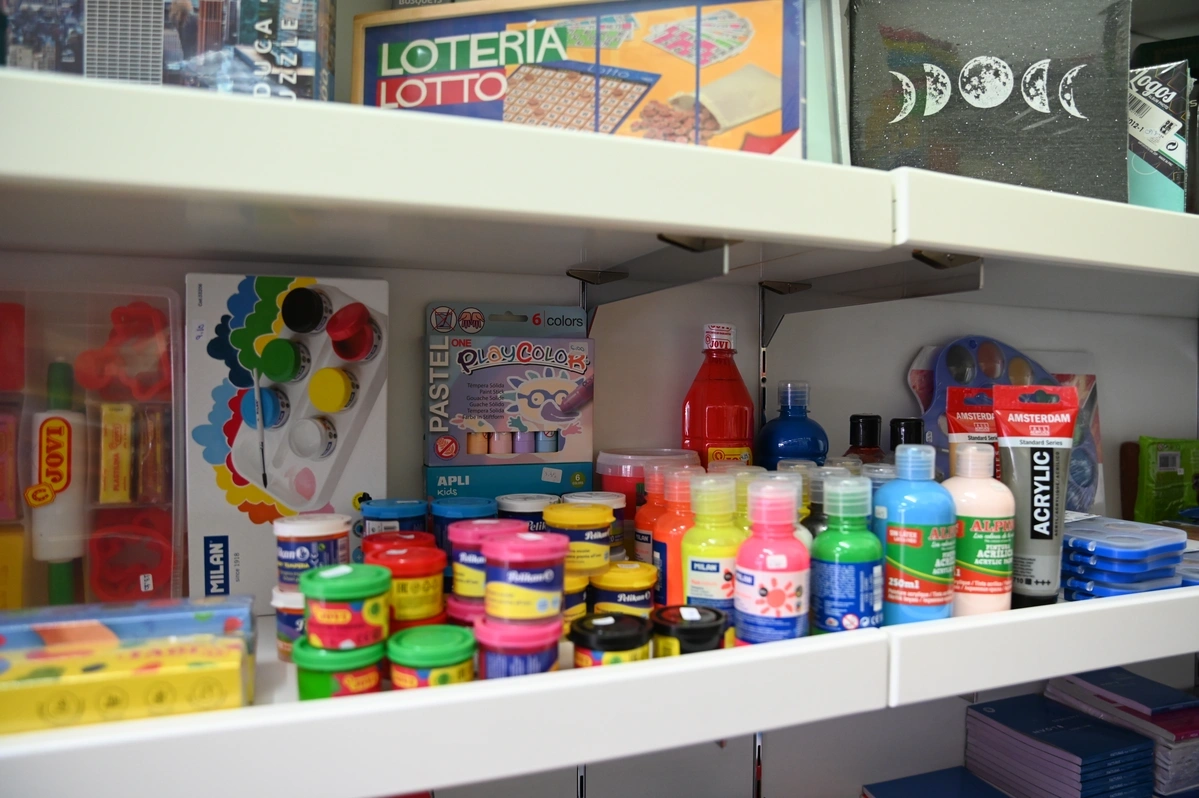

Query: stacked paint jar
295,563,391,700
496,493,559,533
447,518,527,607
543,503,613,576
563,491,628,562
365,545,447,631
360,499,427,536
271,513,352,662
478,531,568,678
430,497,498,590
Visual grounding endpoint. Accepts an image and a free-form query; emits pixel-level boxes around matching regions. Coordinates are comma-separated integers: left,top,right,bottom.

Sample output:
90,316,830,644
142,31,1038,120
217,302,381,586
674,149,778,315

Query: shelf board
886,587,1199,707
0,71,893,278
0,628,888,798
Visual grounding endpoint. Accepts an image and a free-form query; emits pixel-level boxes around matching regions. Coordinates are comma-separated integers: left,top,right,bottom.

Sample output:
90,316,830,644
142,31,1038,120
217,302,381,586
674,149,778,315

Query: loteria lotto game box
352,0,804,155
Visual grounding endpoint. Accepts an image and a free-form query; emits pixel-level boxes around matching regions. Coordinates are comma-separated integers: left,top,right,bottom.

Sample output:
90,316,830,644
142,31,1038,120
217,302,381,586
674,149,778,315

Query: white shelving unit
1,57,1199,797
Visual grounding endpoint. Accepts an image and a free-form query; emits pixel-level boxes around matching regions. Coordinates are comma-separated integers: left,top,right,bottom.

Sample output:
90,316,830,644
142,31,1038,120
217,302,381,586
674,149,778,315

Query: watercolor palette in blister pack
1063,574,1183,597
186,275,388,612
1063,518,1188,560
1064,550,1183,573
909,336,1101,509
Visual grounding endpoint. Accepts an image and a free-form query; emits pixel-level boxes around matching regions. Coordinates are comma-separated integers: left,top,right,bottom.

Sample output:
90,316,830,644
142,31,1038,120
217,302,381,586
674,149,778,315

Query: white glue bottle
943,443,1016,616
31,362,87,604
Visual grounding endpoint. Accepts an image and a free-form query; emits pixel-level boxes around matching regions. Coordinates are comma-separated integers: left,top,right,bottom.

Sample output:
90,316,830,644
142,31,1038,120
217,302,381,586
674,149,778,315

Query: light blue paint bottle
873,445,957,626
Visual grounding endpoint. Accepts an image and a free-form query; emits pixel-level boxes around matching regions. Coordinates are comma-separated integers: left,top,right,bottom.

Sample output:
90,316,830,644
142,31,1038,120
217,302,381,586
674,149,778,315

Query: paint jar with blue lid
496,494,559,533
240,386,290,430
362,499,427,536
430,497,498,588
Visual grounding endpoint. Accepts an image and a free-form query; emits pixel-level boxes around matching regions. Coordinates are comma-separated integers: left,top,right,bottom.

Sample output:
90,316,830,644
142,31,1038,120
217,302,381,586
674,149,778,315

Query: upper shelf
0,71,891,276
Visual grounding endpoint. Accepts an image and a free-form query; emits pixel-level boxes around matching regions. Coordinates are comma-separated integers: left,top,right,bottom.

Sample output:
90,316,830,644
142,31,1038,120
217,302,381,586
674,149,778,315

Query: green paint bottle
810,476,883,634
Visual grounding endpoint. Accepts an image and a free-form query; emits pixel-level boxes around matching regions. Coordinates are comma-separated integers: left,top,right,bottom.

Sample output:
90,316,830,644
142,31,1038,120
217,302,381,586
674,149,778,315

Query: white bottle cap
703,323,736,351
809,466,851,504
955,443,995,478
896,444,936,481
824,476,872,519
778,380,809,408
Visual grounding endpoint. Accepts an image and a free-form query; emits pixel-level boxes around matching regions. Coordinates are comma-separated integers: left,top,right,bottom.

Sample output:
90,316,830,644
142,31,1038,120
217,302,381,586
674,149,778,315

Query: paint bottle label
955,515,1016,595
734,567,809,643
811,560,882,632
884,523,956,606
652,539,668,605
634,524,654,564
684,556,736,623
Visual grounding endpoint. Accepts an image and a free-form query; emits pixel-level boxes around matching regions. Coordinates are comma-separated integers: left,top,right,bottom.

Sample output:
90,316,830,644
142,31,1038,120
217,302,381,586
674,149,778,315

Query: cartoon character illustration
450,367,588,438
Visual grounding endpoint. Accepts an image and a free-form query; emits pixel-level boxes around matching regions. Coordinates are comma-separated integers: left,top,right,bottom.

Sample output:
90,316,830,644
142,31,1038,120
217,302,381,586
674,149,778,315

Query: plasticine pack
425,303,593,499
1135,437,1199,524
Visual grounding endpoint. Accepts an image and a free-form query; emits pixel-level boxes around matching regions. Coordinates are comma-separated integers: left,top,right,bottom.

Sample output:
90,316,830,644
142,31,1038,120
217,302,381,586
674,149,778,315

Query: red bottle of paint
681,324,754,468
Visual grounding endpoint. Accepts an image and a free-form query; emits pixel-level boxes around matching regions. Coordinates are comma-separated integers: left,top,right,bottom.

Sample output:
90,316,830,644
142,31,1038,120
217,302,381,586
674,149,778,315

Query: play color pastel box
186,276,388,612
352,0,804,156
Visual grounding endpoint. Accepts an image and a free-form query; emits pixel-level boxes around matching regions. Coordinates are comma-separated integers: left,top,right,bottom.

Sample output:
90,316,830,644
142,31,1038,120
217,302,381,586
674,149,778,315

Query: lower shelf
3,587,1199,798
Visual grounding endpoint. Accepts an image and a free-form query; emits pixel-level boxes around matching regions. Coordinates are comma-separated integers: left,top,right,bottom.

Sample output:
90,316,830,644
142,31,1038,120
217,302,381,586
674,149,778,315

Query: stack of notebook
1046,668,1199,795
863,767,1008,798
966,694,1156,798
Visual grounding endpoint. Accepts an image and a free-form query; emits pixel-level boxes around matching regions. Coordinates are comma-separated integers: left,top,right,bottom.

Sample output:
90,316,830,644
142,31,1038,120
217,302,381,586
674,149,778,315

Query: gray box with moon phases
848,0,1131,203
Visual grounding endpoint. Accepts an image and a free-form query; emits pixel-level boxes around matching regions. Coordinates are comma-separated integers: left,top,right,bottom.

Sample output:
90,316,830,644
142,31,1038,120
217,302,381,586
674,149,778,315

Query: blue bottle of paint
873,445,957,626
755,381,829,469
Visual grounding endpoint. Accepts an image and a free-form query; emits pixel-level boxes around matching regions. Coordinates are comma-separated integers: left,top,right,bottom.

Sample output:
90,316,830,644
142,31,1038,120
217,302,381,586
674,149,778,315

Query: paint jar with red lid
448,518,527,602
482,532,569,623
362,531,436,560
474,615,561,679
326,302,383,363
365,546,446,626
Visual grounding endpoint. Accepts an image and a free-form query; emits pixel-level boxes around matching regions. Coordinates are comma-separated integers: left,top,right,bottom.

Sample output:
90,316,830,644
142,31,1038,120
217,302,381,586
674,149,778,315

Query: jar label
574,643,650,667
564,587,587,615
707,447,752,466
589,586,653,617
734,566,809,643
550,524,610,571
885,522,956,606
479,646,558,678
609,522,625,548
484,563,563,620
653,635,681,657
955,514,1016,595
453,549,488,598
391,659,473,689
391,575,443,621
276,608,305,643
811,560,882,632
276,533,348,585
305,595,389,648
332,664,382,696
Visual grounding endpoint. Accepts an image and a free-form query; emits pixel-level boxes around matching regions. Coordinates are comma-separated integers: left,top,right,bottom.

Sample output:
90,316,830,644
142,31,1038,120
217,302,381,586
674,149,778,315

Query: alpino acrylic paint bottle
943,444,1016,616
681,475,742,646
810,477,883,634
735,478,810,644
874,445,957,626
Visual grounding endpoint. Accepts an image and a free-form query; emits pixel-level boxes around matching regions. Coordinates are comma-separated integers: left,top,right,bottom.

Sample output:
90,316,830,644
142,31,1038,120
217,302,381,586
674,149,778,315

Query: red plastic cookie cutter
74,302,171,401
326,302,377,362
88,508,173,602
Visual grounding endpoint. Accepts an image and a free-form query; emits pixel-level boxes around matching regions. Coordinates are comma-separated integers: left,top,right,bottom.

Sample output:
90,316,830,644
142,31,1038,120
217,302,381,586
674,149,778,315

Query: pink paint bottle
734,477,810,644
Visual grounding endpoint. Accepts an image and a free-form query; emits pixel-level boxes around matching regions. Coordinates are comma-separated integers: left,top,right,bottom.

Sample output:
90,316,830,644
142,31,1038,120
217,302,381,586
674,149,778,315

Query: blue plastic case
1060,564,1177,583
1065,550,1183,572
1063,574,1182,597
1178,565,1199,587
1063,518,1187,560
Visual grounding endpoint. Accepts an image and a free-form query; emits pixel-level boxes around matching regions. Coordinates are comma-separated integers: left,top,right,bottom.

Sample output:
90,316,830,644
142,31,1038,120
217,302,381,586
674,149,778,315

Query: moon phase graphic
889,71,917,123
1020,59,1051,113
924,64,952,116
1059,64,1087,119
959,56,1014,108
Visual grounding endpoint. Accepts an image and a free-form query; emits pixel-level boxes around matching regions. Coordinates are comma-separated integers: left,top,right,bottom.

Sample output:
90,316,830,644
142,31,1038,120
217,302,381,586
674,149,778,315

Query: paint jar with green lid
293,639,385,700
300,563,391,649
388,625,476,689
261,338,311,383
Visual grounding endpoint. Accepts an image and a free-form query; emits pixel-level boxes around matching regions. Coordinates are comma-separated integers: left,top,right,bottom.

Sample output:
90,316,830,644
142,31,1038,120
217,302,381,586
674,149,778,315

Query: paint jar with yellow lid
308,367,360,414
588,561,657,617
543,503,612,576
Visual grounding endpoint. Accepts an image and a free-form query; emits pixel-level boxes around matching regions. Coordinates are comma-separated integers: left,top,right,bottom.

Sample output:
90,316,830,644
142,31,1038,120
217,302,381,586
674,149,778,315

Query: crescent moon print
959,56,1014,108
1059,64,1087,119
889,70,917,123
923,63,951,116
1020,59,1051,113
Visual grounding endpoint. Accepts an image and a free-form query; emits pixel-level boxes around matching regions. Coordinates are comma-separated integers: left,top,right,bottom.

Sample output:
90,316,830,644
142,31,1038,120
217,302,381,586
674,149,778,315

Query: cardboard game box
186,275,387,612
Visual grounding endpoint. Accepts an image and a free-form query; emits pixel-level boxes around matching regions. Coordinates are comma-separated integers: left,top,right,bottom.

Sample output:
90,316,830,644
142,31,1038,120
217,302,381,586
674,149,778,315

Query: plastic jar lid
589,561,657,591
430,497,498,519
271,586,305,610
651,605,726,642
309,368,356,413
481,532,570,564
363,532,436,557
569,612,651,651
563,572,590,593
474,615,562,650
563,491,626,509
361,499,426,520
261,338,305,383
240,387,287,430
300,563,391,600
448,518,527,546
388,625,475,668
274,514,352,539
327,303,376,362
446,594,486,624
281,287,329,333
292,638,385,671
366,546,447,577
543,503,613,529
394,611,448,631
594,449,700,478
496,494,559,513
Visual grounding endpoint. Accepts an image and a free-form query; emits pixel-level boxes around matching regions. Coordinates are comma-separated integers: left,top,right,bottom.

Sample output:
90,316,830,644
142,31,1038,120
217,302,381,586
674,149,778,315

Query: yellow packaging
0,525,24,609
99,403,133,504
0,636,246,734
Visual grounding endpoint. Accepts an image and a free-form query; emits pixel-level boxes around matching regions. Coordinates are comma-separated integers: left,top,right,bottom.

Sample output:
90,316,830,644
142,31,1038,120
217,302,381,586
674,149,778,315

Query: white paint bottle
944,443,1016,616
